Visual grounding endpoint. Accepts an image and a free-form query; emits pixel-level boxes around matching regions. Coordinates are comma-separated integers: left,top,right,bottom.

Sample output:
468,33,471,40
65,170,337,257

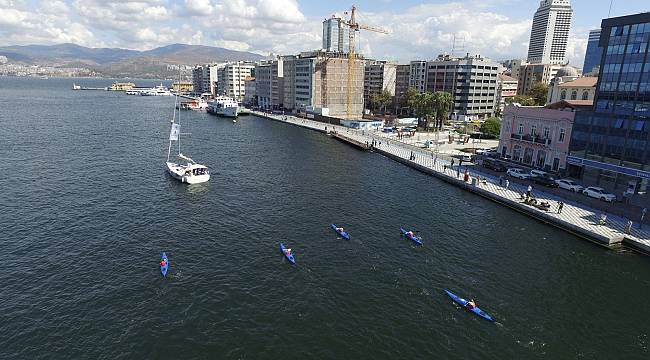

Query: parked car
555,179,584,192
582,187,617,202
530,169,549,178
482,158,507,172
532,175,559,187
507,168,532,179
458,154,472,162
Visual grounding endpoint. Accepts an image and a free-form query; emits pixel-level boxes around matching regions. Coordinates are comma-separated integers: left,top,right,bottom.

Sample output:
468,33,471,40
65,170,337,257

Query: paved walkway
252,112,650,253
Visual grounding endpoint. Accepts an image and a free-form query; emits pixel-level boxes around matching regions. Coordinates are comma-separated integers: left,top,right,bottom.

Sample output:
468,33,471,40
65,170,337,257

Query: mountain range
0,43,268,78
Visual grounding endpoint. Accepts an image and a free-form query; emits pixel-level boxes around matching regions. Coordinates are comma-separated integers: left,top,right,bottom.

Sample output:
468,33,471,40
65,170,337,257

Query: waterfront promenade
252,111,650,255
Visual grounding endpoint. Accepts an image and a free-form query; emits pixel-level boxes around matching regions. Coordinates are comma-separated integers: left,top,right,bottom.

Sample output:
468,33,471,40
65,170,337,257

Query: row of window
516,124,566,142
560,90,590,100
611,22,650,37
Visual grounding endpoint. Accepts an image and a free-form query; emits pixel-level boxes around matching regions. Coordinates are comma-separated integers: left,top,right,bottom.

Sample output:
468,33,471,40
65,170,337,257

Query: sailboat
166,77,210,184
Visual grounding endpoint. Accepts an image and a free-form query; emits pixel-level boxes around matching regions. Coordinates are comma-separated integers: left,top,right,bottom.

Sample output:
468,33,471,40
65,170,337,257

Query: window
582,91,589,100
560,90,566,100
543,127,550,139
571,91,578,100
559,128,566,142
518,123,524,134
531,125,537,137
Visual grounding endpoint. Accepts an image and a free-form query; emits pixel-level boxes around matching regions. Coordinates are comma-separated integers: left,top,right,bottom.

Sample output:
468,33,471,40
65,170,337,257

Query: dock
250,110,650,255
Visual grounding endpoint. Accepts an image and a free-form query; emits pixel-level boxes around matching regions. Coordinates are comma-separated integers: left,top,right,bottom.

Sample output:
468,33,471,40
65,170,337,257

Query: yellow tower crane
344,5,389,118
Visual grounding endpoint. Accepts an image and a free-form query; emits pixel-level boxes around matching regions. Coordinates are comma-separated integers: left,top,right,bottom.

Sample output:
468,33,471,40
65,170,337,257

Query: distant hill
0,43,268,78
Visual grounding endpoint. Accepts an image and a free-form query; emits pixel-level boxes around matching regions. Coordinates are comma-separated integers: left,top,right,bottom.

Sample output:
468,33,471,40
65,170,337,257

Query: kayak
400,227,423,245
279,243,295,265
444,289,494,322
160,252,169,277
330,223,350,240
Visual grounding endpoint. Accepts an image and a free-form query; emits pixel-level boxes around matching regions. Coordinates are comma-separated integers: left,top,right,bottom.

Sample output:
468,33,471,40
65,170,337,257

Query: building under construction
283,50,365,119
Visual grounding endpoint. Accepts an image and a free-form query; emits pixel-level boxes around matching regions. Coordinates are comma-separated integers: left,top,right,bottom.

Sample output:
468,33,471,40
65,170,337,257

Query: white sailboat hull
166,162,210,184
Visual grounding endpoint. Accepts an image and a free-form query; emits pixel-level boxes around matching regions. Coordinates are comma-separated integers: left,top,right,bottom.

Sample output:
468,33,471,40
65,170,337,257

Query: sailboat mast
177,69,182,156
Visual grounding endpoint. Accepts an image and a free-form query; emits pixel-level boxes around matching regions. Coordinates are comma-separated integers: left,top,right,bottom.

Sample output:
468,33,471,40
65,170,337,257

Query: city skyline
0,0,648,67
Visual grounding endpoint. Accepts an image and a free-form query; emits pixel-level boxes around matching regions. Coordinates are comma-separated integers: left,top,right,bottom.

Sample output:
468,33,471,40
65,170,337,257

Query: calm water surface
1,77,649,359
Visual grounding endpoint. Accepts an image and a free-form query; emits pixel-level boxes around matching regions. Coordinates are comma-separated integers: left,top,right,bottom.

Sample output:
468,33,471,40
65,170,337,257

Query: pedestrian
456,166,460,178
641,208,647,229
505,179,510,190
451,159,455,168
464,169,470,182
599,213,607,225
444,164,447,172
527,185,532,198
498,176,503,186
625,220,633,234
557,201,564,214
476,175,481,185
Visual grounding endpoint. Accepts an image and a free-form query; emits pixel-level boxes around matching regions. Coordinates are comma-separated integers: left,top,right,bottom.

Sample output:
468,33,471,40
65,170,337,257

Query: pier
251,110,650,255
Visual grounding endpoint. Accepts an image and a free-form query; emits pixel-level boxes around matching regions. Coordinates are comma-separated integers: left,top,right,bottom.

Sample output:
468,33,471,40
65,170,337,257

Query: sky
0,0,648,67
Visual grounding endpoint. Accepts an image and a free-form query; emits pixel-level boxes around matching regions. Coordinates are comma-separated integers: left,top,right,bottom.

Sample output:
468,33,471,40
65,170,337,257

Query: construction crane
344,5,389,118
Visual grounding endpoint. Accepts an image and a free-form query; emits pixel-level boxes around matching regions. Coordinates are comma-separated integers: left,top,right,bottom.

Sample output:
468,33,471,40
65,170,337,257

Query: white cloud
0,0,589,67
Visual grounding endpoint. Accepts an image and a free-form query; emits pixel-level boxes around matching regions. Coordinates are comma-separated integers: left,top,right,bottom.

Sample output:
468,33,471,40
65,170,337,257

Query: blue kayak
160,252,169,277
444,289,494,322
279,243,295,265
330,224,350,240
400,227,423,245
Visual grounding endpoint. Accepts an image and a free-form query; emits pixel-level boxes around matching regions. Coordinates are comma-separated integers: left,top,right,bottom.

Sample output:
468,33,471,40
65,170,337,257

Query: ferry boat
207,96,239,117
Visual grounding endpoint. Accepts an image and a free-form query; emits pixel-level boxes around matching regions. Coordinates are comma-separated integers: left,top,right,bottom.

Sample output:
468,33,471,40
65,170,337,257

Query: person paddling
160,259,167,267
466,299,477,309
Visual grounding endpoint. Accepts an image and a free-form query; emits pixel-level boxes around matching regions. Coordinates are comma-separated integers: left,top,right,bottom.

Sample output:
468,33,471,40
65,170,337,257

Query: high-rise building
322,16,350,53
517,63,566,95
527,0,573,64
363,60,397,109
568,13,650,200
583,29,603,75
192,65,210,94
408,60,427,93
394,64,411,114
216,62,255,102
283,50,364,119
255,58,284,110
425,54,502,120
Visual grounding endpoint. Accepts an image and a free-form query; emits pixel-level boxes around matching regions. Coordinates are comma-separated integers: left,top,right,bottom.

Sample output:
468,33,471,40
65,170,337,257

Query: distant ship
207,96,239,117
141,84,173,96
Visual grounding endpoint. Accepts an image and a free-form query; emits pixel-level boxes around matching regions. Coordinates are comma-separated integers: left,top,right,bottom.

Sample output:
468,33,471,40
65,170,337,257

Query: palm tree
413,92,435,130
432,91,453,131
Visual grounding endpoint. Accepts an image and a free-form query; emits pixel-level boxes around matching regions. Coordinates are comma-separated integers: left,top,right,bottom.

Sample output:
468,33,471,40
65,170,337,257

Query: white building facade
527,0,573,64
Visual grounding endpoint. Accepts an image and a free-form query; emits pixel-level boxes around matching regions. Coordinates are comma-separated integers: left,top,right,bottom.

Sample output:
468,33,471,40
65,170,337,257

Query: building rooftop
558,77,598,88
545,99,593,110
498,74,517,82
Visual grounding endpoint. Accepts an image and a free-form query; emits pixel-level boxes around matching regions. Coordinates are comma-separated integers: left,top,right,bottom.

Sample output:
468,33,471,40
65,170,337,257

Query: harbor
251,110,650,255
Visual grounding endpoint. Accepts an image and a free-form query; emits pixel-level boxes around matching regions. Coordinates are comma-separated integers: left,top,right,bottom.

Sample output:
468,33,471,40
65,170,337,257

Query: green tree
413,91,435,130
432,91,453,131
506,95,536,106
527,83,549,105
480,117,501,139
371,89,393,113
401,87,420,115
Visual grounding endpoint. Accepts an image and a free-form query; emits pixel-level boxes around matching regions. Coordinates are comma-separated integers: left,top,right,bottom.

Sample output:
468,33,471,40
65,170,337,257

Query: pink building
499,104,575,172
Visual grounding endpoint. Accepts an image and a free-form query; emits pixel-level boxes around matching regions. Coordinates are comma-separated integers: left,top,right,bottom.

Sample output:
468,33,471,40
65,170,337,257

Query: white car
582,186,617,202
555,179,584,192
507,168,532,179
460,154,472,162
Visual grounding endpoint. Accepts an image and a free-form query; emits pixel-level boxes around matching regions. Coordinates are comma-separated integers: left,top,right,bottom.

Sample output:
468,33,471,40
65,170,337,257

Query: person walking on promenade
625,220,633,234
464,169,470,183
527,185,532,198
505,179,510,190
599,213,607,225
498,176,503,186
641,208,647,229
443,164,447,172
557,201,564,214
456,165,461,178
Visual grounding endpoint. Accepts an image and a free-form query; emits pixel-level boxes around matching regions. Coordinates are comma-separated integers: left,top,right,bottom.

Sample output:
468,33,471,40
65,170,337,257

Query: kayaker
160,259,166,267
466,299,477,309
285,248,292,255
407,231,414,238
337,227,344,232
